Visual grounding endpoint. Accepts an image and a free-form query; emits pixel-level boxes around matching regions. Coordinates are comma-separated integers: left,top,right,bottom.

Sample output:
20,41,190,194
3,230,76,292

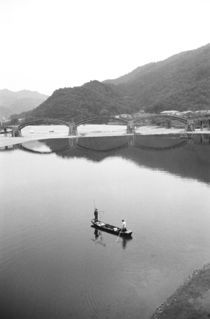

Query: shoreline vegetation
151,264,210,319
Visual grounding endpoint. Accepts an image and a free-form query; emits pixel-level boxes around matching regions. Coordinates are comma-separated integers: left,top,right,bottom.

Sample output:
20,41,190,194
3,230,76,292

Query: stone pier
68,122,77,136
186,120,195,131
126,120,135,134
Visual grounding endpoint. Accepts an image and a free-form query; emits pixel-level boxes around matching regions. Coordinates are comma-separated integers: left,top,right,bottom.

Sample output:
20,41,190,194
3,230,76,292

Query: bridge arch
75,115,134,135
75,115,129,126
17,118,71,136
18,118,70,132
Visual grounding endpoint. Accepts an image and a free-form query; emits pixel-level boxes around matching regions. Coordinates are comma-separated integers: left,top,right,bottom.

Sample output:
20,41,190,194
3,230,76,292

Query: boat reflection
91,228,106,247
121,236,132,249
91,227,132,250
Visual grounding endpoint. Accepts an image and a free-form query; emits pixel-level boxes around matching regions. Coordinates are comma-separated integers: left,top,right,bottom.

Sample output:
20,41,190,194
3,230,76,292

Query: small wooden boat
91,219,132,237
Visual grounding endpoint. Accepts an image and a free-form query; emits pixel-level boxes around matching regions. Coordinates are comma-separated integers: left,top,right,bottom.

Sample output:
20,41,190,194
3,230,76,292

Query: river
1,129,210,319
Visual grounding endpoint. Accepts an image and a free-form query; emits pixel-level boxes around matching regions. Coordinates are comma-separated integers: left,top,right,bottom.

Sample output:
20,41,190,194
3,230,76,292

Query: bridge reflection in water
1,134,209,185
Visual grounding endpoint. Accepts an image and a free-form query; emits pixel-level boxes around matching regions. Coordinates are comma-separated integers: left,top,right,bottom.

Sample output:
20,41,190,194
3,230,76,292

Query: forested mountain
0,89,48,119
23,80,137,121
106,43,210,112
14,43,210,121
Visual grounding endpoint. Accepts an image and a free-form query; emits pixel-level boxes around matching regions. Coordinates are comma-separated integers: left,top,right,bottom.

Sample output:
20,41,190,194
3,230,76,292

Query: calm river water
1,132,210,319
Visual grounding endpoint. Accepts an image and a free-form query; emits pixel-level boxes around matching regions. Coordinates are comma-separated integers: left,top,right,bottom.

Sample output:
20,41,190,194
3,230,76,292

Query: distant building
160,110,181,116
116,114,133,119
194,110,210,115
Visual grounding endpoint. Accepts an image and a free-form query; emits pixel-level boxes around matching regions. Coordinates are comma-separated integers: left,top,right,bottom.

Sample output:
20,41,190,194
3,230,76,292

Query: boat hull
91,220,132,237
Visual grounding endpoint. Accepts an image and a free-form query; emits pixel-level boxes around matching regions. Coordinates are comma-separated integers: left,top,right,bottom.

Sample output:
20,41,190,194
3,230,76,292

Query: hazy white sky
0,0,209,95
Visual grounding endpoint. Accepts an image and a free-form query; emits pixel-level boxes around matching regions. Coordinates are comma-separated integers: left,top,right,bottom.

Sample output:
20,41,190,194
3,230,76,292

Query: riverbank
152,264,210,319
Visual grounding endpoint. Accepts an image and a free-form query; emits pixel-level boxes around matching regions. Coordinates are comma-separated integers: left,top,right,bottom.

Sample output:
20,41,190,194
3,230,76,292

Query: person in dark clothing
94,208,99,222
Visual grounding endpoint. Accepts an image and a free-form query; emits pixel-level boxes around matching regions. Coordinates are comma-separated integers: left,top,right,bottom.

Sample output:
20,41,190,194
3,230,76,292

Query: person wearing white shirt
122,219,127,232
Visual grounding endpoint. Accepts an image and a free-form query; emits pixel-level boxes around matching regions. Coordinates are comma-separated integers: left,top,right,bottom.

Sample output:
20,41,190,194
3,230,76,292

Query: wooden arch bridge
1,113,210,137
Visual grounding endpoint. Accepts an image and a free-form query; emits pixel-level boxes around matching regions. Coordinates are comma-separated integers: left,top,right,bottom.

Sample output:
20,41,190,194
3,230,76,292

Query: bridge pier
166,120,171,128
186,120,195,131
202,119,210,130
12,128,22,137
68,122,77,136
127,120,135,134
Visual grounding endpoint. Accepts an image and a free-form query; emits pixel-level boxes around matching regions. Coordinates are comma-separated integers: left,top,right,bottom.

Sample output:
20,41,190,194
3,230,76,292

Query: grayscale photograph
0,0,210,318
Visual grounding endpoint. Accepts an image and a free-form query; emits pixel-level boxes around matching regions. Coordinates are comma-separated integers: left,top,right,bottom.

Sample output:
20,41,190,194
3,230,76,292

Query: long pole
116,229,122,242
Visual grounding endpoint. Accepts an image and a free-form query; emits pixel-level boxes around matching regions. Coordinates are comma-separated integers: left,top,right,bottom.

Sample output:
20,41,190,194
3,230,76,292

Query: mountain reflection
16,134,210,184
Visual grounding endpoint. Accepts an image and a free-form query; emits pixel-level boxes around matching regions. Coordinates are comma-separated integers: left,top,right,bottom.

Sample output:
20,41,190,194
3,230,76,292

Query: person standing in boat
94,208,99,222
121,219,127,232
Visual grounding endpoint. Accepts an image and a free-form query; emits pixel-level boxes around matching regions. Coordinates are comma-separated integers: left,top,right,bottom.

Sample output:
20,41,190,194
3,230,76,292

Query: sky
0,0,209,95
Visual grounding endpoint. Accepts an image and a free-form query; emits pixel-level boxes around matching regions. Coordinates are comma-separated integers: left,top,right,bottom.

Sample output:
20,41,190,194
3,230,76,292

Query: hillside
106,44,210,112
24,80,137,121
16,43,210,121
0,89,48,120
